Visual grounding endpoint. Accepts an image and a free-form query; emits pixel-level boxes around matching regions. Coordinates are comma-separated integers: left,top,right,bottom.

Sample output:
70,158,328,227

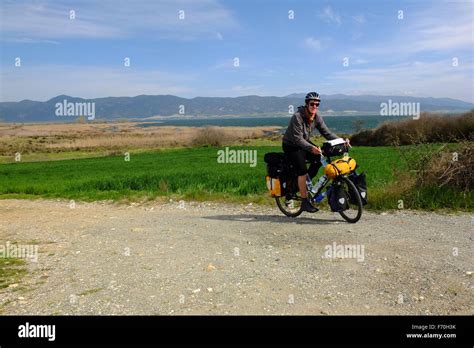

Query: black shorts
282,142,322,178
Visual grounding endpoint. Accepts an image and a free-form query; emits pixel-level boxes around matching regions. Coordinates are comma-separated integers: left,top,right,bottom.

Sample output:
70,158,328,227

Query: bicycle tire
275,195,303,217
338,176,363,223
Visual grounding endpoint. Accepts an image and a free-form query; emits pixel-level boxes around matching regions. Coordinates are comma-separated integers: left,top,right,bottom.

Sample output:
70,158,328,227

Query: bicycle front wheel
338,176,363,223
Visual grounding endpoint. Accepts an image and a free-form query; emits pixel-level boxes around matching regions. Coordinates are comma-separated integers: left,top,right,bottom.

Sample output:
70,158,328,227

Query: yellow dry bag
324,157,357,179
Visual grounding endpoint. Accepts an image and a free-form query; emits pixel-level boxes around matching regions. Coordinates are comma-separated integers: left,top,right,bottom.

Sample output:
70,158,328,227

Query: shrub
350,110,474,146
423,141,473,191
191,126,235,147
393,139,473,192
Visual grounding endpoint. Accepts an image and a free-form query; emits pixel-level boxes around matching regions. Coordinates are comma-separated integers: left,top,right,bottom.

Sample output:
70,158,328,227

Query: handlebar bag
321,138,348,157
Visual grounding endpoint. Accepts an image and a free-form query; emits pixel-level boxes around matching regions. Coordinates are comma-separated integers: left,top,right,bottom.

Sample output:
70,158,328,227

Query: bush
350,110,474,146
423,141,473,191
191,126,235,147
389,139,472,208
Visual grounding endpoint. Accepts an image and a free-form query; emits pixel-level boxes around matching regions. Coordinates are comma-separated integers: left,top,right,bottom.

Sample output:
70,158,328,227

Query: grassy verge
0,250,29,313
0,254,27,289
0,144,471,211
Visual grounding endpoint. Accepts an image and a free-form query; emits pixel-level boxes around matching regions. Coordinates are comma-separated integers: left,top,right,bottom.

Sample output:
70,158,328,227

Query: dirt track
0,199,472,315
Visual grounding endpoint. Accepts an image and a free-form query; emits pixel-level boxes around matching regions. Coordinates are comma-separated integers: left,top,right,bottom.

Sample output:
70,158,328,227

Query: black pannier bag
348,171,368,205
321,138,348,157
264,152,286,178
328,183,350,212
281,176,299,197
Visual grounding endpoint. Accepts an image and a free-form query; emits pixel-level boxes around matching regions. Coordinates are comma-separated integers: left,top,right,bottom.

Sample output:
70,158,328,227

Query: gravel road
0,199,472,315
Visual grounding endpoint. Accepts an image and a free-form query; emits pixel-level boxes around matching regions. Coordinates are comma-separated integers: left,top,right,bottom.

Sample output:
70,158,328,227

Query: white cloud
303,37,322,51
0,65,197,101
329,60,474,102
319,6,341,26
210,58,245,70
2,38,60,44
352,14,366,24
0,0,239,41
354,59,369,65
410,22,473,52
355,2,473,57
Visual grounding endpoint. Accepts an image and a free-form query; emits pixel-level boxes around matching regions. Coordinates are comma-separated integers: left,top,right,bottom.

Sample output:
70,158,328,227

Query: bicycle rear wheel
275,178,304,217
275,193,303,217
337,176,363,223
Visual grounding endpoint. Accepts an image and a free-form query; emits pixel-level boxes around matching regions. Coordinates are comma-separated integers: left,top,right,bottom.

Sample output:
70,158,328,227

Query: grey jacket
283,106,338,152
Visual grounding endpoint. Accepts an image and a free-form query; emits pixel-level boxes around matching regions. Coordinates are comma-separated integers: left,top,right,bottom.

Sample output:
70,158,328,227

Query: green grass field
0,145,471,211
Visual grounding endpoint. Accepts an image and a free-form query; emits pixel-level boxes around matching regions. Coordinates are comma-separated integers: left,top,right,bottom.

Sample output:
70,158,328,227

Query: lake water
137,115,413,134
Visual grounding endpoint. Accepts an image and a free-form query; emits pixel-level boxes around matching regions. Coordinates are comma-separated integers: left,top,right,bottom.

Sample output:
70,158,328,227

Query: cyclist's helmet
305,92,321,103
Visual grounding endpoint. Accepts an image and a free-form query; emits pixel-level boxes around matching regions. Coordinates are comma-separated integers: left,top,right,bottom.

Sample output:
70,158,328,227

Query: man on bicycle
283,92,350,213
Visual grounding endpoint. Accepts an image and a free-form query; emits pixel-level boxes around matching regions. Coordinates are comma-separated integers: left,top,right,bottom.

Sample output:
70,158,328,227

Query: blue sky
1,0,473,102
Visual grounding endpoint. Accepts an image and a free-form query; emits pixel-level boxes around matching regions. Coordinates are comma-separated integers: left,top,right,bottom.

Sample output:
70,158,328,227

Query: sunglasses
309,102,320,107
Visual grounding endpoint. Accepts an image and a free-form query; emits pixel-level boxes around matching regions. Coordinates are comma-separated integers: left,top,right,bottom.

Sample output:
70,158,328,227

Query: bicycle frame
307,155,331,201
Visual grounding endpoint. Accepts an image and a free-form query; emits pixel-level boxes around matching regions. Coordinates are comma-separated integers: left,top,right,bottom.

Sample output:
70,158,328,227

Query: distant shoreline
3,110,471,125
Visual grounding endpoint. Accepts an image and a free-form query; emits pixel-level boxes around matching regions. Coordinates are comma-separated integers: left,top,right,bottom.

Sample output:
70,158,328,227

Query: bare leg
298,174,317,212
298,175,307,198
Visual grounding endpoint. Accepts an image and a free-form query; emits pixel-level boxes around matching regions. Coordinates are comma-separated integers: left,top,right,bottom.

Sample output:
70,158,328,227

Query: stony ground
0,199,472,315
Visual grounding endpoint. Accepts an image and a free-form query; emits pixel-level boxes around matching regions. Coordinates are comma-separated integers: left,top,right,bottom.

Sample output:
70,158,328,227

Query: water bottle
313,186,332,203
311,174,327,195
320,156,328,167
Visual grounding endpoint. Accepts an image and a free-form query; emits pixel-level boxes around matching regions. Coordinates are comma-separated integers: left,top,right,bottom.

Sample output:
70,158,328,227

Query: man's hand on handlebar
345,138,352,148
311,146,322,155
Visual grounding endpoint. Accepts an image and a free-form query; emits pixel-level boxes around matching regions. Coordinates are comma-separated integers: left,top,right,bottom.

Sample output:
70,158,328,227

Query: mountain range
0,94,472,122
